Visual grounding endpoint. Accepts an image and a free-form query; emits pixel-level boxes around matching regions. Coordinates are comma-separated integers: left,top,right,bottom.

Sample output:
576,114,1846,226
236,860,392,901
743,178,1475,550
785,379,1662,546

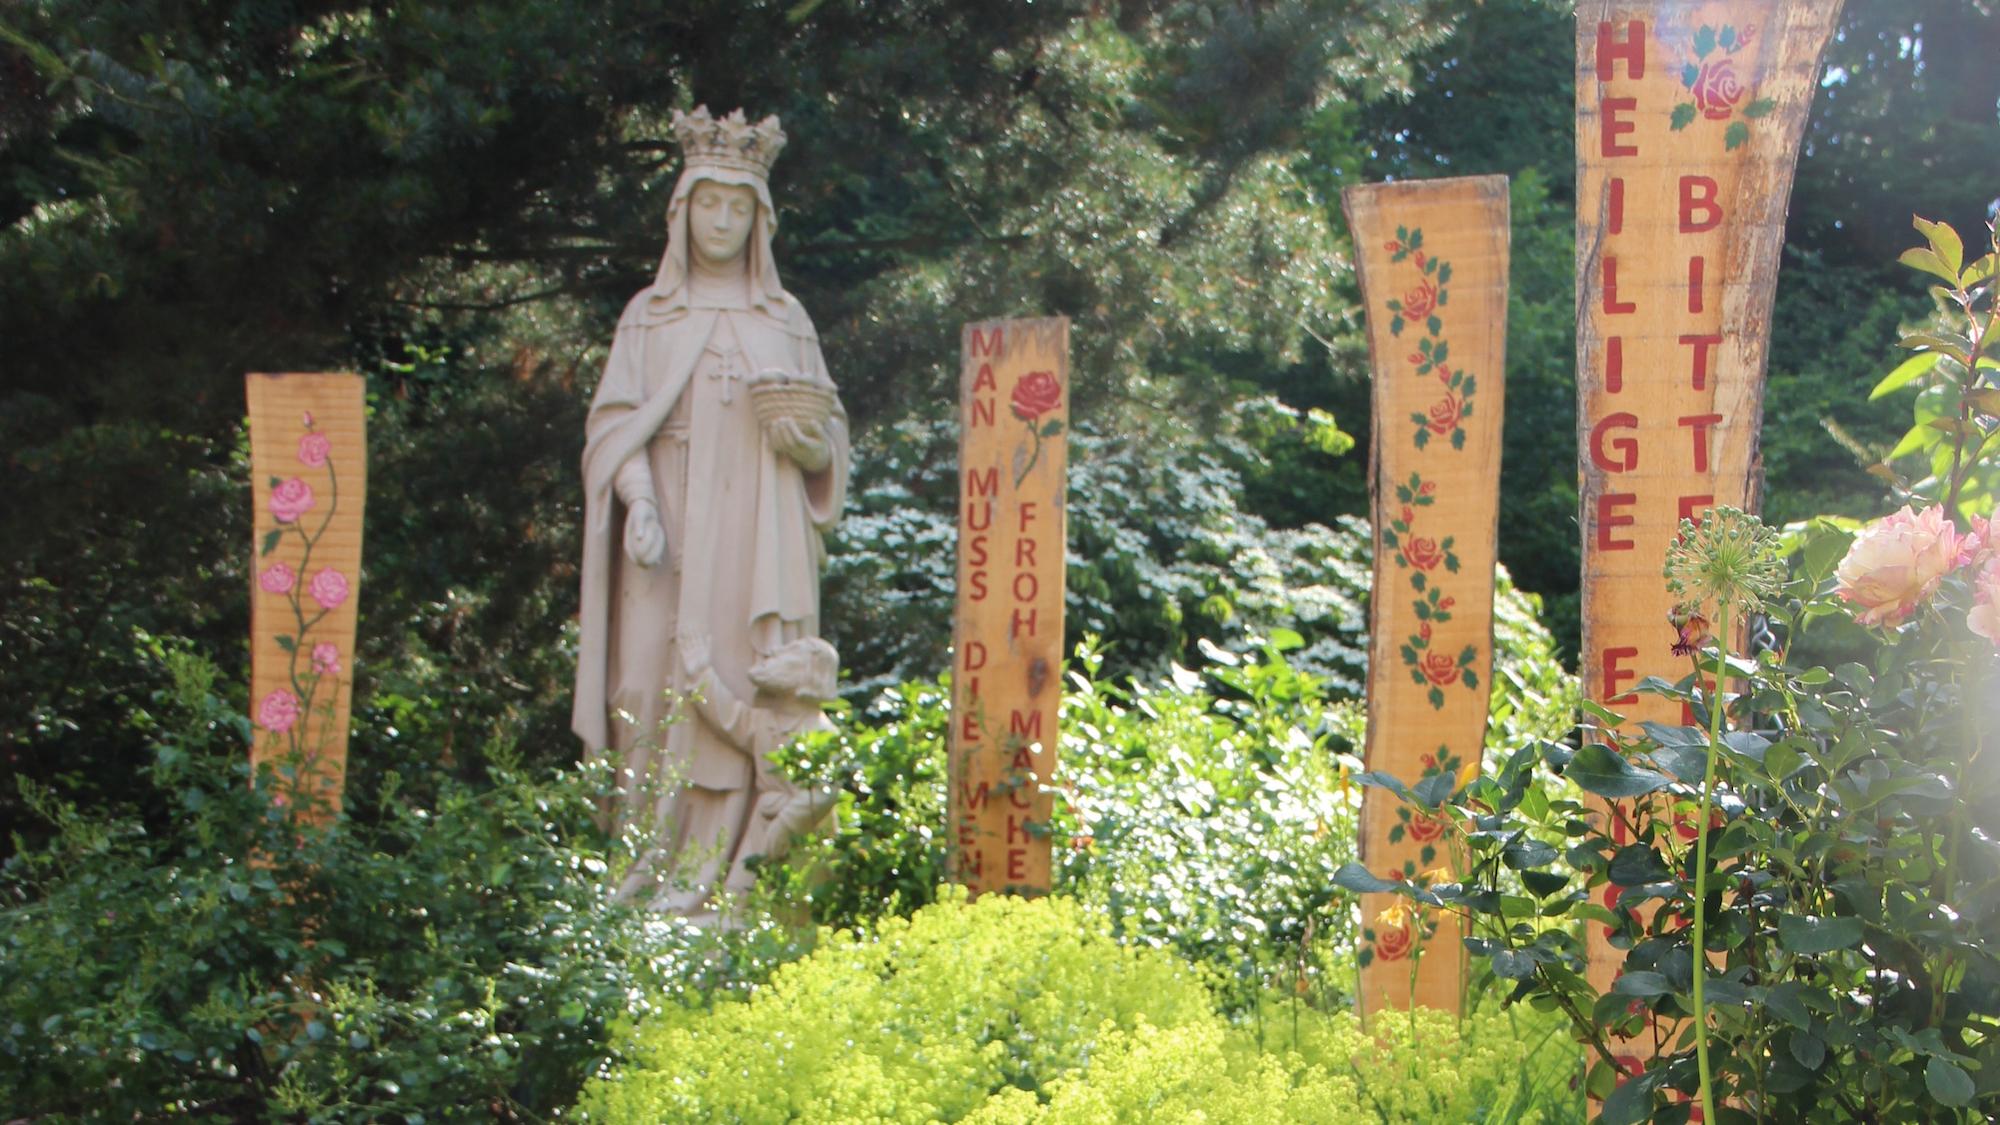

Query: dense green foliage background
2,0,1995,846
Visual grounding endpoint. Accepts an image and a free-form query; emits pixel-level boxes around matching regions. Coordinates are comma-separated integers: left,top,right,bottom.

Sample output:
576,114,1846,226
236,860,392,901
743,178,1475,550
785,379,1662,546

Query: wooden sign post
1574,0,1838,1080
948,318,1070,896
247,373,367,821
1344,175,1510,1018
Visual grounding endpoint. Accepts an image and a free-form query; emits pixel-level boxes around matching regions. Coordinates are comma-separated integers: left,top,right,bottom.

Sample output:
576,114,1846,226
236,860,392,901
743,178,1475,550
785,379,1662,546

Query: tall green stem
1691,601,1729,1123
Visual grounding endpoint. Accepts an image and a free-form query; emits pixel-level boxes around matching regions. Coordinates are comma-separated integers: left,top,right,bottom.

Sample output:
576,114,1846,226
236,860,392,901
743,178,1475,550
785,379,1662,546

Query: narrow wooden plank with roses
948,317,1069,897
1342,175,1509,1019
247,373,367,823
1573,1,1837,1093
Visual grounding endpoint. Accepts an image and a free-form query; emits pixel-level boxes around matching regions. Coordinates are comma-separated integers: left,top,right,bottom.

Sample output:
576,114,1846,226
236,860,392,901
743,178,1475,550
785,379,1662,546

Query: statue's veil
642,166,789,321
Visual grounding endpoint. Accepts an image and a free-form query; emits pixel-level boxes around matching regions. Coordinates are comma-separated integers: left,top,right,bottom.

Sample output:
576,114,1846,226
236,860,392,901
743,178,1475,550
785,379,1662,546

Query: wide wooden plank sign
1343,175,1510,1018
247,373,367,821
1574,0,1838,1079
948,318,1070,896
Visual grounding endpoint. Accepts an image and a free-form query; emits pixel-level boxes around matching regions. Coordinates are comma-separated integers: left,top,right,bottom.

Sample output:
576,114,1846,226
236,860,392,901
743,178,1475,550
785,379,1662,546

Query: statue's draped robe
573,290,848,858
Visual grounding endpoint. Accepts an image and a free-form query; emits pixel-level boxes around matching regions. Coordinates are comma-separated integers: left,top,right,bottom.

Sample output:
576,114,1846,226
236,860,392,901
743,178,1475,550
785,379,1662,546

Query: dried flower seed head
1664,506,1784,618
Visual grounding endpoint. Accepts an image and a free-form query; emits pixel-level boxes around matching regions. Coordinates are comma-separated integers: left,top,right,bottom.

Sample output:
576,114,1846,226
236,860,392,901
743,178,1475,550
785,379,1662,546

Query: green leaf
1899,246,1964,287
261,528,283,557
1742,96,1776,118
1886,422,1938,462
1600,1064,1661,1125
1926,1058,1975,1106
1566,744,1673,798
1502,838,1559,870
1723,121,1749,150
1788,1032,1826,1071
1332,862,1401,895
1522,870,1569,897
1693,25,1716,57
1966,388,2000,418
275,634,296,654
1777,914,1862,954
1912,215,1964,274
1765,982,1812,1028
1868,350,1943,399
1612,970,1671,997
1580,699,1627,727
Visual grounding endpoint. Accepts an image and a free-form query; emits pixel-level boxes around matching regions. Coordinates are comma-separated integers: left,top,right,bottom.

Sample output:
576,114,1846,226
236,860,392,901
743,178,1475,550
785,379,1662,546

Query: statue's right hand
624,500,667,567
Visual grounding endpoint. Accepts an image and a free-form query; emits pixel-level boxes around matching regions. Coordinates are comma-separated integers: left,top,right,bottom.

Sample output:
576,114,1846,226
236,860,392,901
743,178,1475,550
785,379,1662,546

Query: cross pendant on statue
708,350,746,404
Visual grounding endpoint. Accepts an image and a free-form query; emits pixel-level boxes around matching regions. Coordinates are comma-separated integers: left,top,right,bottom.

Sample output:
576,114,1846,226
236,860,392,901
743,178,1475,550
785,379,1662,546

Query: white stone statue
572,106,848,915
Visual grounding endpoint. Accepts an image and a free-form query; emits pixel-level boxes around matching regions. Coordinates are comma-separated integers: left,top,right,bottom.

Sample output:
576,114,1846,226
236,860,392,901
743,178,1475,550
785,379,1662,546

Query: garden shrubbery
581,891,1579,1124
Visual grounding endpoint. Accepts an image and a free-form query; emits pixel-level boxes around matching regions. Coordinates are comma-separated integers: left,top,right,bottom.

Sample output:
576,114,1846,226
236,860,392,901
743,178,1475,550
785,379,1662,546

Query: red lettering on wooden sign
1678,334,1722,391
970,328,1002,358
973,362,998,391
959,779,990,811
1011,607,1038,638
1015,538,1037,567
969,570,988,602
1590,412,1640,472
1679,494,1715,524
1687,256,1705,314
1600,97,1640,158
1010,710,1044,739
971,399,995,427
1601,646,1640,705
1608,177,1625,235
1596,492,1637,551
967,467,998,497
1603,258,1636,314
1679,176,1721,232
1606,336,1624,393
1596,20,1646,81
1678,414,1722,473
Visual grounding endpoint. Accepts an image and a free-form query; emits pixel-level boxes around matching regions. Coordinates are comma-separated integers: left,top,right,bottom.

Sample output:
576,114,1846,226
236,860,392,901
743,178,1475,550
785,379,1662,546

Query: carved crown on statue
671,106,787,179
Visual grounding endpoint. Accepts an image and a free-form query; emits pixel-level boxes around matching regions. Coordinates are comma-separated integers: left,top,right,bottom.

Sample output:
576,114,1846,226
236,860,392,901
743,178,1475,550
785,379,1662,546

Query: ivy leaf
1723,121,1749,151
1777,914,1862,954
261,529,283,557
1742,96,1776,119
1926,1058,1975,1106
1566,744,1673,798
1670,102,1697,130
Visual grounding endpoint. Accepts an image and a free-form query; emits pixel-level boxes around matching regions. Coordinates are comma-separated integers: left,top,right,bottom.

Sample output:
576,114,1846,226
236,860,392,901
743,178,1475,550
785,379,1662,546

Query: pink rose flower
258,562,296,594
310,643,341,675
258,689,301,733
1968,558,2000,648
1693,56,1745,120
269,477,315,524
297,432,332,468
308,567,350,611
1835,505,1965,627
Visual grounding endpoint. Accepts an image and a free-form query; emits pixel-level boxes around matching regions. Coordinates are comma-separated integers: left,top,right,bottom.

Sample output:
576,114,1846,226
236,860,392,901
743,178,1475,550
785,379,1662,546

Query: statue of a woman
572,107,848,914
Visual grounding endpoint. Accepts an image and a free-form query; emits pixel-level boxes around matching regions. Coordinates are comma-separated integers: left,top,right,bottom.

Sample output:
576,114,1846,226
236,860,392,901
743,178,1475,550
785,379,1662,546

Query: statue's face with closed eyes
687,179,758,268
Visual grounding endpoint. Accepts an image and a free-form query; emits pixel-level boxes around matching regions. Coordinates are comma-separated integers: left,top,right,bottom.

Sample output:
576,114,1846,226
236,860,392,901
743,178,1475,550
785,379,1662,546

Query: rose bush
1833,502,1965,624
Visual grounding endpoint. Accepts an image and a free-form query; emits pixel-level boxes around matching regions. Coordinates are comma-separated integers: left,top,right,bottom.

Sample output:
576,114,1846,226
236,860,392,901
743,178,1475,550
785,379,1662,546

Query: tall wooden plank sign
1343,175,1510,1018
1575,0,1837,1077
949,318,1070,896
247,374,367,821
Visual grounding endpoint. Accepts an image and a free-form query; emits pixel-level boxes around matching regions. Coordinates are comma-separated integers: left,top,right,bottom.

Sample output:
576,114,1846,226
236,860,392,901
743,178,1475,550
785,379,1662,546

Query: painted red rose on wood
1402,536,1444,571
1419,650,1462,687
1374,920,1414,962
1693,58,1744,119
1401,279,1438,321
1011,370,1063,421
1426,393,1464,437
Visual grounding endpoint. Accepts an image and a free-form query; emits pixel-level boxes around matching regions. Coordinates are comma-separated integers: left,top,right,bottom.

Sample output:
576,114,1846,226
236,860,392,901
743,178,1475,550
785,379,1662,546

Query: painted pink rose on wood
308,567,350,611
297,431,332,467
269,477,315,523
259,689,301,733
258,561,296,594
1693,57,1744,119
310,642,341,675
1835,504,1965,626
1401,279,1438,321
